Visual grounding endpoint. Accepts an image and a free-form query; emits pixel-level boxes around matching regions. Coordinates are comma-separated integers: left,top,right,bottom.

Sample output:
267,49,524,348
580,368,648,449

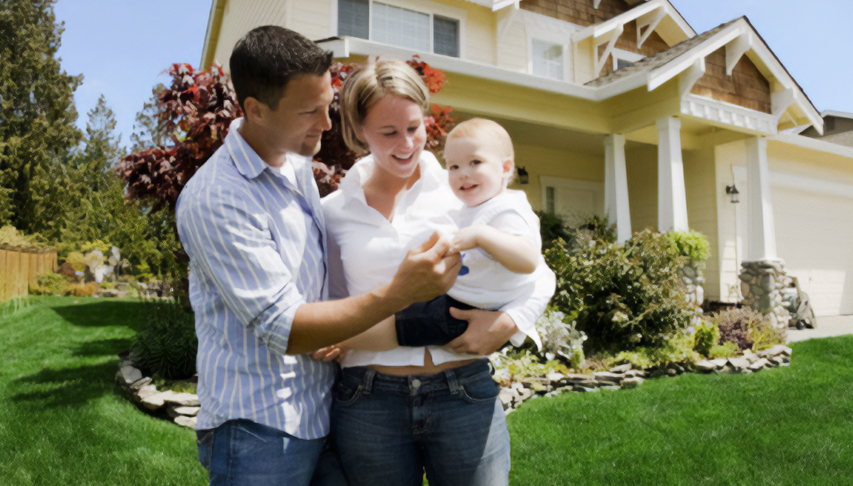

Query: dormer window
338,0,461,58
531,39,564,80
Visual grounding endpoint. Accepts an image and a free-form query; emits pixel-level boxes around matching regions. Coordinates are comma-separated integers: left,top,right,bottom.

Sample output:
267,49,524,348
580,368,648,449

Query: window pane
373,2,430,52
433,15,459,57
532,39,563,80
338,0,369,39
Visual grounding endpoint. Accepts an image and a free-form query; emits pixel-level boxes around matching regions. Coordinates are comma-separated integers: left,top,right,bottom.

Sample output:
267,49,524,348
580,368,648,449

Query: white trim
648,23,743,92
539,176,605,217
612,48,644,71
772,133,853,159
657,116,689,232
725,32,751,76
822,109,853,119
636,7,666,48
745,137,777,261
593,25,623,77
678,58,705,99
681,94,777,134
604,134,632,243
571,0,693,44
529,38,566,81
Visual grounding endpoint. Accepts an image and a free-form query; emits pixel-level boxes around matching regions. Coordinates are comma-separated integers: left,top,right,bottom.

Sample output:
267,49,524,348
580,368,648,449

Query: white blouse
322,151,554,368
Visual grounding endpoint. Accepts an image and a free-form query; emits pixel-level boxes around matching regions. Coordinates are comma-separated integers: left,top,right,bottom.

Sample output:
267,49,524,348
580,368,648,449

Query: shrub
708,341,739,359
692,320,719,357
29,273,69,296
749,315,787,350
131,299,197,380
490,349,570,387
664,230,710,263
65,282,99,297
712,307,767,351
613,333,698,370
546,229,694,354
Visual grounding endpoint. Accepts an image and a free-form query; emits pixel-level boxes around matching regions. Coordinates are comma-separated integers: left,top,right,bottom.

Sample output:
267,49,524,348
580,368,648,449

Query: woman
322,59,554,486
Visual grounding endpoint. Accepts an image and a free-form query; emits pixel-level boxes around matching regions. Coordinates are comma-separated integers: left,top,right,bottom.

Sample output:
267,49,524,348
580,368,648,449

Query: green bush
613,333,698,369
692,320,719,357
664,230,710,263
708,341,739,359
29,273,69,296
749,312,787,350
545,229,693,354
131,299,197,380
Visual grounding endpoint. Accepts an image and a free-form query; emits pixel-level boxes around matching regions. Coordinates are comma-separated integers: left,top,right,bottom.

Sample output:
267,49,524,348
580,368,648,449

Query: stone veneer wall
739,260,792,331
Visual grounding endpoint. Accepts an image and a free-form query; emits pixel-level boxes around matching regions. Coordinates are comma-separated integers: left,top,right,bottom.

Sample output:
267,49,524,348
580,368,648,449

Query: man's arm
178,185,458,357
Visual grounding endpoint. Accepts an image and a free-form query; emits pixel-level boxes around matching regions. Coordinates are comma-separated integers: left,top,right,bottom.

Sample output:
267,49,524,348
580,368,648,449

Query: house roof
585,16,823,134
460,0,518,10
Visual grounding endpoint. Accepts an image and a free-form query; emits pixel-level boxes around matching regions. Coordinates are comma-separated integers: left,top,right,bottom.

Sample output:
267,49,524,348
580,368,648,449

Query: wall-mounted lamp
726,184,740,204
517,166,529,185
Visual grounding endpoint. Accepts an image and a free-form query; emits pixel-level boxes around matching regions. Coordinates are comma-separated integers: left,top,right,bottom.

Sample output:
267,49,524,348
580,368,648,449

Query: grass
508,335,853,485
3,297,851,485
0,297,206,486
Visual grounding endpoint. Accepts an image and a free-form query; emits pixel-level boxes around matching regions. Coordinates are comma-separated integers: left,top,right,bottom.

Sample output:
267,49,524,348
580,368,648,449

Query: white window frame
539,176,604,220
332,0,466,58
529,38,566,81
612,48,644,71
521,10,579,82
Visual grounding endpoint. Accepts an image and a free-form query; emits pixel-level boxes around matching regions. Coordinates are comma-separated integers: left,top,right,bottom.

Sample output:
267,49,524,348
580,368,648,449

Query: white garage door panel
772,187,853,316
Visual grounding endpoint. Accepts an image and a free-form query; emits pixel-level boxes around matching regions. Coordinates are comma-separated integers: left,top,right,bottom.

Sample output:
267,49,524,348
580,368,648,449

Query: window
337,0,461,57
531,39,563,80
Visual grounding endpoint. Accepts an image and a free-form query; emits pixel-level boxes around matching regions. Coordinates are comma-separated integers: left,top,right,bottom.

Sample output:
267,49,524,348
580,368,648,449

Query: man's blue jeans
196,419,347,486
332,359,511,486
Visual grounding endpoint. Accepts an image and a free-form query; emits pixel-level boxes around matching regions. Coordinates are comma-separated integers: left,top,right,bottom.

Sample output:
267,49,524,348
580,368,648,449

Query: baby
341,118,543,351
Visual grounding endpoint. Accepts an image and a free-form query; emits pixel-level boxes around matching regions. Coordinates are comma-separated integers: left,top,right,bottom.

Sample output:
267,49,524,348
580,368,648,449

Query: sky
53,0,853,147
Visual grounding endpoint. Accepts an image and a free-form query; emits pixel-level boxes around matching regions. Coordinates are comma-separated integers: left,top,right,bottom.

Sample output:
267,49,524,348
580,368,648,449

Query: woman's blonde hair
340,59,430,155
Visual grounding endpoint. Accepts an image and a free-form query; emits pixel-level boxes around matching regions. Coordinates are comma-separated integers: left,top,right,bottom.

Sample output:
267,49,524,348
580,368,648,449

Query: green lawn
2,298,851,485
509,335,853,485
0,297,206,486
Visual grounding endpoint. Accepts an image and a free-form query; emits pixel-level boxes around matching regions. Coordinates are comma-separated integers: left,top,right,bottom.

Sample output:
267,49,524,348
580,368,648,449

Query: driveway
787,315,853,343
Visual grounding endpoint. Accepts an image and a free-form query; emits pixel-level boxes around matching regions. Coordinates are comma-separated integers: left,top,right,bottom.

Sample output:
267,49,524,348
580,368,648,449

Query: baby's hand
449,226,483,254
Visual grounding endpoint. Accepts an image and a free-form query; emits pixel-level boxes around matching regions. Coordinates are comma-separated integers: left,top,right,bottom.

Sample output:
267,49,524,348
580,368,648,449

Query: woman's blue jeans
331,359,510,486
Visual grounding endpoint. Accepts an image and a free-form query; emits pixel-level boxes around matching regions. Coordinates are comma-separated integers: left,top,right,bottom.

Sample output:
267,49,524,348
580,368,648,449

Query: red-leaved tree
118,56,455,203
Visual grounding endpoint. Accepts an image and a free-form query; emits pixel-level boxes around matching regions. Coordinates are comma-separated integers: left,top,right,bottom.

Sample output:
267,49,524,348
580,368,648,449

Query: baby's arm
338,316,399,352
451,225,538,274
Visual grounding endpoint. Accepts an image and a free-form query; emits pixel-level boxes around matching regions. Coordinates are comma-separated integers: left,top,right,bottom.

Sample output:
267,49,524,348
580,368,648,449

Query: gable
691,47,771,114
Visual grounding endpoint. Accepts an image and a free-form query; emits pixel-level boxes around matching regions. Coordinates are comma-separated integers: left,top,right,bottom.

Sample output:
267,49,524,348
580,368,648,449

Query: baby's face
445,133,511,207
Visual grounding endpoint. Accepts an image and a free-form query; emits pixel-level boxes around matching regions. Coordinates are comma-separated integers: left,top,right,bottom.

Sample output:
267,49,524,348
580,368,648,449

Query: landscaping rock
164,393,200,407
141,391,176,411
760,345,792,359
136,384,159,400
696,360,716,372
599,385,621,391
167,405,200,418
118,364,143,385
498,388,515,410
625,370,646,378
174,415,197,429
727,357,750,371
609,363,632,374
711,358,728,369
749,358,770,372
572,385,600,393
593,372,623,384
622,377,644,389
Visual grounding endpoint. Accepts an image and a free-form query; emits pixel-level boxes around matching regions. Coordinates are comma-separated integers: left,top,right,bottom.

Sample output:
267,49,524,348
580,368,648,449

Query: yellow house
200,0,853,320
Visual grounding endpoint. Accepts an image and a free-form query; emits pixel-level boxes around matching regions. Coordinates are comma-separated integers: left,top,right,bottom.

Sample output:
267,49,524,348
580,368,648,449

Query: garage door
771,178,853,316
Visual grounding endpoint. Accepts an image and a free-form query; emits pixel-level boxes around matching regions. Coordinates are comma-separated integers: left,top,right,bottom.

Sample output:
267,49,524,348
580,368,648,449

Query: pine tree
0,0,81,231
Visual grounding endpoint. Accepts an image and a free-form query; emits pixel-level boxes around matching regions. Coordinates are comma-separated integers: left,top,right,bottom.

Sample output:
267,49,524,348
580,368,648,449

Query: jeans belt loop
362,369,376,394
444,369,462,395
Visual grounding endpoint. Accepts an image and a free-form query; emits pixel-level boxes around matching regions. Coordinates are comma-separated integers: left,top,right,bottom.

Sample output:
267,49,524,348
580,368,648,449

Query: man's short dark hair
230,26,333,111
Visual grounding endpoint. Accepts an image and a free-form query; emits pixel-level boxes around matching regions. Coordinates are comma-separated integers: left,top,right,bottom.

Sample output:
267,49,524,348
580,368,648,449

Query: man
176,26,460,485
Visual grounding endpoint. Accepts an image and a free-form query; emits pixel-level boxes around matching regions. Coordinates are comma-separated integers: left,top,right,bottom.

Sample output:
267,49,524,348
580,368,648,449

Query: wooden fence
0,247,57,302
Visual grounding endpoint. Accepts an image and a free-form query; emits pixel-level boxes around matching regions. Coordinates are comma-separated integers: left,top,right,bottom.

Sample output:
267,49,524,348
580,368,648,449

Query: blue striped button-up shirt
176,118,334,439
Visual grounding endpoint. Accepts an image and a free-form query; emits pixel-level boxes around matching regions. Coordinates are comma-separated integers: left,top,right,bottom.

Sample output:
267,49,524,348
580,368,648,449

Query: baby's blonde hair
340,59,430,156
447,118,515,187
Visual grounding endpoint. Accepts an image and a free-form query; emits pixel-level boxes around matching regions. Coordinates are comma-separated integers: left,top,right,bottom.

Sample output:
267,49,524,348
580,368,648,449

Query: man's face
262,70,334,157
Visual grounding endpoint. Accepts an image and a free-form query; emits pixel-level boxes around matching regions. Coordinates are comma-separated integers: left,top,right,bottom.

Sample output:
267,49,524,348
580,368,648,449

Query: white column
656,117,689,232
745,137,777,261
604,134,632,243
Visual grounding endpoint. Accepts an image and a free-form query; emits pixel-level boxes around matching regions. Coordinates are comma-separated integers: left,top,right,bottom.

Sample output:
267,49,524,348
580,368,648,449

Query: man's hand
444,308,518,355
387,232,460,307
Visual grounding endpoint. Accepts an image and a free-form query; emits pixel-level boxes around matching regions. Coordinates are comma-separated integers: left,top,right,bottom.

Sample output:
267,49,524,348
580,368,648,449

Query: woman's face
359,94,426,181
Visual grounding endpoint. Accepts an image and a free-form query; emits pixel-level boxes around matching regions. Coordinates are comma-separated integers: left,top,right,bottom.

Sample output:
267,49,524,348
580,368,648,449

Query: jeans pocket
196,429,215,472
334,377,363,406
459,376,499,404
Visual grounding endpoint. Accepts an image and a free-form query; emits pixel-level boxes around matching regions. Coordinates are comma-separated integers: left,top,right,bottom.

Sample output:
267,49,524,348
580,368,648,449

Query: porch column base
739,260,791,332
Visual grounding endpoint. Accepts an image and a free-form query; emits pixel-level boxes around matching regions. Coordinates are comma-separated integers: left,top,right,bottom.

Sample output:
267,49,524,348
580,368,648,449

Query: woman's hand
444,308,518,355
